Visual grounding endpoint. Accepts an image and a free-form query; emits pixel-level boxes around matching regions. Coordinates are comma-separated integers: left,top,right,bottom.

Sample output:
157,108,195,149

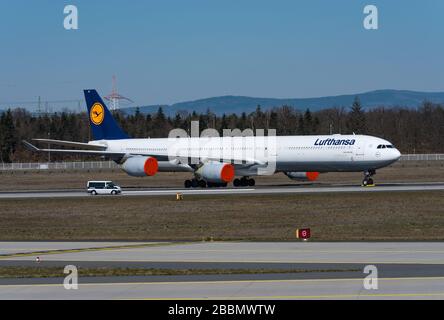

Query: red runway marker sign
296,228,311,240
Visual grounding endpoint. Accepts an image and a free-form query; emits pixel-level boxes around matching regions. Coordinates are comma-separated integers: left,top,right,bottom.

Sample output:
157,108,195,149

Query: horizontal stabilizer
23,141,124,157
23,140,40,152
33,139,107,150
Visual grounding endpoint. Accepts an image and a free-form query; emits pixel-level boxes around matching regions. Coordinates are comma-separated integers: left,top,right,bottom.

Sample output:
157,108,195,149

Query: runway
3,277,444,300
4,242,444,264
1,182,444,199
1,242,444,299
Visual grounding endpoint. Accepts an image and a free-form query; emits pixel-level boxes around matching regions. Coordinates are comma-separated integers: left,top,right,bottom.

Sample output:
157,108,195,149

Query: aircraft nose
393,149,401,160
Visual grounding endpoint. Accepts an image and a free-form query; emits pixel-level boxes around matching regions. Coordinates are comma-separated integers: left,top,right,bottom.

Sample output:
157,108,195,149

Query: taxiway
0,182,444,199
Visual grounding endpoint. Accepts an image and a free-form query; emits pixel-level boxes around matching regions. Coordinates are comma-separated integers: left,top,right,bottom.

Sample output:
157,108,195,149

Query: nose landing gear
362,169,376,187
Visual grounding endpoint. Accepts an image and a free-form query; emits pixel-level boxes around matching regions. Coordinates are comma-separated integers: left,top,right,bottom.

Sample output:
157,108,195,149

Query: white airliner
24,90,401,188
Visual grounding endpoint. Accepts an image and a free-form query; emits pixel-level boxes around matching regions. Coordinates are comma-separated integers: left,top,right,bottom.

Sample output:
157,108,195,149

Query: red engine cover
306,172,320,181
220,164,235,183
143,157,159,176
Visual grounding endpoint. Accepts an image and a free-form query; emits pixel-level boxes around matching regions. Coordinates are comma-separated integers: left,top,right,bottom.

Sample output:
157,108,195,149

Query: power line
104,75,133,111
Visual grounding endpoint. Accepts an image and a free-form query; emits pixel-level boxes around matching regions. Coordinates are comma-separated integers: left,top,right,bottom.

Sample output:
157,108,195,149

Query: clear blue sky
0,0,443,108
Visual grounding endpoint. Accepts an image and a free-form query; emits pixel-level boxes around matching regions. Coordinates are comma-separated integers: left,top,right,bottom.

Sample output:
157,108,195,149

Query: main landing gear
362,169,376,187
233,177,255,187
184,179,228,189
183,176,256,188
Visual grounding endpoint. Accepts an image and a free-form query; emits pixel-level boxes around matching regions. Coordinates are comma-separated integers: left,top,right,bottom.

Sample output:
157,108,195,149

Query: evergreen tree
303,109,313,134
219,114,228,133
173,113,182,128
347,97,367,134
238,112,247,130
0,110,17,162
313,116,320,134
156,107,166,123
297,115,305,135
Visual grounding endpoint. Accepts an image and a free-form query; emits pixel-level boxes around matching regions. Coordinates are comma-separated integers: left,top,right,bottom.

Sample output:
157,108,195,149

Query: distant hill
122,90,444,116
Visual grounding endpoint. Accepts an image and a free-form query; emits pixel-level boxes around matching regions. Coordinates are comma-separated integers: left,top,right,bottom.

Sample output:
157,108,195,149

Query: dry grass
0,267,358,278
1,192,444,241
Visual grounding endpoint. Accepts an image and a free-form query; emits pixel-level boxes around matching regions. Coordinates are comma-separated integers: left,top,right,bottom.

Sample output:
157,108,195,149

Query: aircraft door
354,140,365,161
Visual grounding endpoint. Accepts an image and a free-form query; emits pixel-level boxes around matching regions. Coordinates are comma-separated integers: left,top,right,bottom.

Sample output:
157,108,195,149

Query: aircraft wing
23,140,266,166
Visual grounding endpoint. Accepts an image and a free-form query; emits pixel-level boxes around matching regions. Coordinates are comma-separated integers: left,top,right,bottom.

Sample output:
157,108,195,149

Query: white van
87,181,122,195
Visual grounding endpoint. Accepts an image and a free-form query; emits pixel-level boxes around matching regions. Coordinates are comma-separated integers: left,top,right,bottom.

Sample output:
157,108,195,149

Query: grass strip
0,266,360,279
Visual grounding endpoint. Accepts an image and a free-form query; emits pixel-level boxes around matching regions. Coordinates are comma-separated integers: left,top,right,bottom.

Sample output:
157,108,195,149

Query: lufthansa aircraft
23,90,401,188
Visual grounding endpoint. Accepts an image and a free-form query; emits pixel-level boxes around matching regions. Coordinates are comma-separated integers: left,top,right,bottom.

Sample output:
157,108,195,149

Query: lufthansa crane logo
90,103,105,125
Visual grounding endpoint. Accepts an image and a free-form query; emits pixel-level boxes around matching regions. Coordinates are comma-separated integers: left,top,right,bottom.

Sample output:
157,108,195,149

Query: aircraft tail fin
83,89,129,140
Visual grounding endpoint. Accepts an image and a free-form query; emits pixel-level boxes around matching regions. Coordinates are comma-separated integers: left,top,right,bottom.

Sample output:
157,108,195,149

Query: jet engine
196,163,235,183
285,172,320,181
122,156,159,177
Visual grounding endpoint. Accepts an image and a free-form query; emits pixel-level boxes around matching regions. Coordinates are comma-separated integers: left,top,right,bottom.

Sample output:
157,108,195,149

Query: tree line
1,98,443,162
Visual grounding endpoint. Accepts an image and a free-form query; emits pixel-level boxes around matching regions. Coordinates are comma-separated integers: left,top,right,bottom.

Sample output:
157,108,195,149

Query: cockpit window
377,144,395,149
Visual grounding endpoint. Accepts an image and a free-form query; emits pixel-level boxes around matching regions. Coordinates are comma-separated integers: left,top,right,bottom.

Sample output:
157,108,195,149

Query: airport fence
0,161,120,171
400,154,444,161
0,154,443,171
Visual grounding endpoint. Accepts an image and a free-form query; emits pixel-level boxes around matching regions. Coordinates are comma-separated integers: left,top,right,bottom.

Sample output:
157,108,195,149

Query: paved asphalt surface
5,242,444,264
1,242,444,299
0,182,444,199
2,277,444,300
1,180,443,299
